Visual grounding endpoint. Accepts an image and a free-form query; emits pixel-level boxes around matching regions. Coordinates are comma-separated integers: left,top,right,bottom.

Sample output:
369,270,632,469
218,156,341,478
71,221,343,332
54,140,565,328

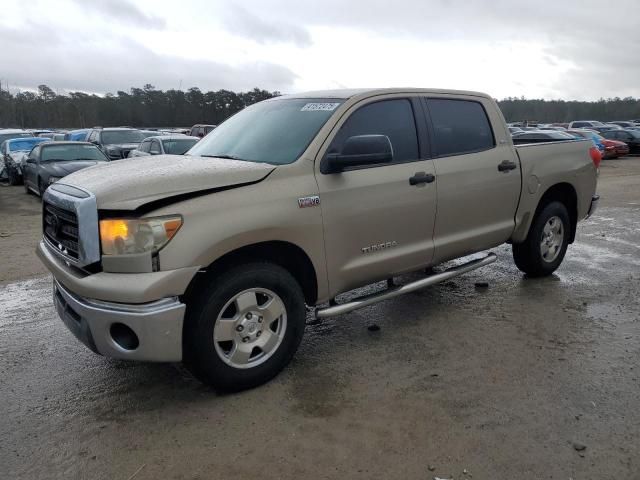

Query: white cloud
0,0,638,100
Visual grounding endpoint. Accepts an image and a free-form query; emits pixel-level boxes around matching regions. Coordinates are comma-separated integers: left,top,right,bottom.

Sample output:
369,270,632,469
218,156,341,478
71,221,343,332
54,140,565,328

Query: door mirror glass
326,135,393,172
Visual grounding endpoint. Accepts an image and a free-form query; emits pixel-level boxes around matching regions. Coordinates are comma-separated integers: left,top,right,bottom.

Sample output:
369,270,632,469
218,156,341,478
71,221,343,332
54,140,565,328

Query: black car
601,129,640,154
86,127,147,160
22,142,108,196
511,130,575,144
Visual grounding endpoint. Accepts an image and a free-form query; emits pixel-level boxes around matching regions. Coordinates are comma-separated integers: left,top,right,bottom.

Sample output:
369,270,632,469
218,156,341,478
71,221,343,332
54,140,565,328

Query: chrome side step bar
315,252,497,319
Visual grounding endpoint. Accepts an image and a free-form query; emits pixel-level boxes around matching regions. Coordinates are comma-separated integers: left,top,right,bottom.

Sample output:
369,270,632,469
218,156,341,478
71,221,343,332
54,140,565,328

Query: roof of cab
275,87,492,100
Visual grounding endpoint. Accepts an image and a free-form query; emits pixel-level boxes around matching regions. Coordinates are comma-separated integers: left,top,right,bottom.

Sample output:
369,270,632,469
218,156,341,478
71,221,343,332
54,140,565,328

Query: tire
38,178,46,197
6,164,21,186
512,201,570,277
183,262,306,392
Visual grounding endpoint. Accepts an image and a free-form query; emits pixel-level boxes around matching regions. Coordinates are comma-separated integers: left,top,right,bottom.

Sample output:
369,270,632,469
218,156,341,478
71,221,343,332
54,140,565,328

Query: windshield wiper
199,154,245,161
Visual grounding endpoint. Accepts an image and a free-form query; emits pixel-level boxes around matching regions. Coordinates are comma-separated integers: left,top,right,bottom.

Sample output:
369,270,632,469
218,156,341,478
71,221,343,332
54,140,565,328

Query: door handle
498,160,517,172
409,172,435,185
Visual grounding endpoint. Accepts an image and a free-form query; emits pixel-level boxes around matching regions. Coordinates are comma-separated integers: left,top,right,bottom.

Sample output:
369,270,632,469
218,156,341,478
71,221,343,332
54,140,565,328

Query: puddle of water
0,276,53,327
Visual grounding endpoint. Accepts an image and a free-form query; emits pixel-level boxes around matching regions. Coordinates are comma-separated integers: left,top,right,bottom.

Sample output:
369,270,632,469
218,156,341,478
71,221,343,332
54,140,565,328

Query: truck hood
59,155,275,210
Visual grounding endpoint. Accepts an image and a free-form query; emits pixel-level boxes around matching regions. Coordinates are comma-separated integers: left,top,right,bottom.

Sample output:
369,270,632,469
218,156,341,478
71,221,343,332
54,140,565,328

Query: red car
601,138,629,159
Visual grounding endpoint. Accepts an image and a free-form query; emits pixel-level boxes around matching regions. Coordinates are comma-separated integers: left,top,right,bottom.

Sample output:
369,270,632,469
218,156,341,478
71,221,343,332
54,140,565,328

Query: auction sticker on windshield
301,103,341,111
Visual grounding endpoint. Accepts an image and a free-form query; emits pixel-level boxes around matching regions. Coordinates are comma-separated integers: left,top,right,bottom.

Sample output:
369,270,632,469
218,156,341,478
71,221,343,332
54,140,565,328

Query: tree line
1,84,640,128
0,84,279,129
498,97,640,123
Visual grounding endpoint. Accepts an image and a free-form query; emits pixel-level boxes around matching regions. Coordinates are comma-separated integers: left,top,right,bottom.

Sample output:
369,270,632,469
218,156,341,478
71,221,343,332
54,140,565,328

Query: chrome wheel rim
540,215,564,263
213,288,287,369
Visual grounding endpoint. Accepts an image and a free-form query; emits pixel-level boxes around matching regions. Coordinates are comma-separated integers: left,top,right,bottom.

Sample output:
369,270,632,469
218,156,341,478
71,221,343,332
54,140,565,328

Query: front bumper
586,194,600,219
54,279,185,362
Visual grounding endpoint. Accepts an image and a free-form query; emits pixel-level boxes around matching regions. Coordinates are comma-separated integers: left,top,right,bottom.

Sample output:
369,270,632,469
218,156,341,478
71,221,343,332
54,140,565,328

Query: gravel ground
1,159,639,479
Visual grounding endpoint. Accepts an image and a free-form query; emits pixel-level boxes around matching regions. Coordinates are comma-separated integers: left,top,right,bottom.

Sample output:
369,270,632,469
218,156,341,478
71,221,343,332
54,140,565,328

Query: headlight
99,216,182,255
48,176,62,184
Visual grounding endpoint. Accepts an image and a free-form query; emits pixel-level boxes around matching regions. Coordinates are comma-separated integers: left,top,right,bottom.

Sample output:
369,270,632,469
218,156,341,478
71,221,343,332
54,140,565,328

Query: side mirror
325,135,393,173
26,158,35,164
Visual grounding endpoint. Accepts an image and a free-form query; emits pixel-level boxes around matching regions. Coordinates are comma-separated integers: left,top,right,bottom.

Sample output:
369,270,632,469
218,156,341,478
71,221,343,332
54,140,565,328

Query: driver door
24,146,41,190
315,96,437,296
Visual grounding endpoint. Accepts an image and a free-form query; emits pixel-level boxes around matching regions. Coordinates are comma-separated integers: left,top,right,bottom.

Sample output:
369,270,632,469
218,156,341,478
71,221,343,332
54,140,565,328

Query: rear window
41,144,107,162
426,99,495,157
8,138,48,151
162,138,199,154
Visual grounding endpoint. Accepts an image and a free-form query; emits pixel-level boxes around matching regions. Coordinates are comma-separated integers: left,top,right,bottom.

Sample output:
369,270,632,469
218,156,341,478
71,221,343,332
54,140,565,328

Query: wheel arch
183,240,319,306
532,182,578,243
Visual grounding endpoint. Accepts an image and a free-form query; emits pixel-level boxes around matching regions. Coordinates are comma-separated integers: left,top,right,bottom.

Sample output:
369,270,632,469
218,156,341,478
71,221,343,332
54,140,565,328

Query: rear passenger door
422,97,521,263
316,96,437,295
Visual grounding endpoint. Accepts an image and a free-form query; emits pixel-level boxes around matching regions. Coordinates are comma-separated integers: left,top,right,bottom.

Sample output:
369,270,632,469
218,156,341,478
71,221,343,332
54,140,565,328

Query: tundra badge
298,195,320,208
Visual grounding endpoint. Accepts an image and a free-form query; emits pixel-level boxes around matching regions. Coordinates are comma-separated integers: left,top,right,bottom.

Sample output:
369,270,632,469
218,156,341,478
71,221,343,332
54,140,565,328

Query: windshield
8,138,48,152
41,144,108,162
187,98,344,164
162,138,199,155
626,130,640,139
102,130,146,145
0,132,33,144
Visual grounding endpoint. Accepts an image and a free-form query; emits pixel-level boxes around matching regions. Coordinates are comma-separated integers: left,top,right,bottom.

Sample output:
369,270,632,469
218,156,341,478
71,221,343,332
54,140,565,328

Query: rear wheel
183,262,306,391
512,201,570,277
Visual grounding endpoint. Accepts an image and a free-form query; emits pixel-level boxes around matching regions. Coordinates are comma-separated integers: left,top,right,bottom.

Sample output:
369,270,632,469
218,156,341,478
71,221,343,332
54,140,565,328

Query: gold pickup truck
37,88,600,391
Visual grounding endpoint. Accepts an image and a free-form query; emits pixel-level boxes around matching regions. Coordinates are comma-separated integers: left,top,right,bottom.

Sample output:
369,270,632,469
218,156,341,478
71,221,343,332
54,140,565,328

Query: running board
315,253,497,319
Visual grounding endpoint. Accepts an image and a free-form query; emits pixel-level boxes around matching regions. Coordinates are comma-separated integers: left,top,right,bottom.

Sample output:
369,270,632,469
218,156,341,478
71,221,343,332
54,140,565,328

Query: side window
139,140,151,153
31,146,41,162
328,99,419,165
426,98,495,157
150,140,162,154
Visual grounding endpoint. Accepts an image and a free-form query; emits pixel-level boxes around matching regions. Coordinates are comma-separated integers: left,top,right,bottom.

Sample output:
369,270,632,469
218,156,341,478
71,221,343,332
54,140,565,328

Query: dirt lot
1,159,639,480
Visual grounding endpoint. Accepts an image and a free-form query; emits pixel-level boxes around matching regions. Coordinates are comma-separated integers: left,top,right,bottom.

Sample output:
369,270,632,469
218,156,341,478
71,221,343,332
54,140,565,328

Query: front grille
108,149,131,160
43,202,80,259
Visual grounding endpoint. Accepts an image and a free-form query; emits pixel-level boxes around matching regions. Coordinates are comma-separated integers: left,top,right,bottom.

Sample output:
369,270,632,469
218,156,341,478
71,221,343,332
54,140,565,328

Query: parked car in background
1,137,50,184
52,133,66,141
189,124,216,138
510,130,575,144
86,127,146,160
508,126,524,135
589,125,620,134
64,129,91,141
129,135,199,158
566,129,606,153
567,129,628,158
23,142,108,196
609,121,636,128
141,130,163,139
600,129,640,154
539,126,567,131
0,129,34,145
568,120,605,129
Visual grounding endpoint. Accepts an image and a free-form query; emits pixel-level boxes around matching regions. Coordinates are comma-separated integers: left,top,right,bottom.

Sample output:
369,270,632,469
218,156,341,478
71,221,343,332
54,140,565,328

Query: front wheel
183,262,306,391
512,201,570,277
38,178,47,197
6,163,21,186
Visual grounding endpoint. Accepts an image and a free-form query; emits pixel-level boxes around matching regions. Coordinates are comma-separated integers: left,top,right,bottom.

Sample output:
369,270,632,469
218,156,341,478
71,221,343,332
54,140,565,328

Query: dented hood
59,155,275,210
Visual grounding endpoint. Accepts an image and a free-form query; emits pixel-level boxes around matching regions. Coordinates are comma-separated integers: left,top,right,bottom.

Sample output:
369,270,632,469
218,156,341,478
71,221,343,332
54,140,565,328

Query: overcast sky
1,0,638,100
